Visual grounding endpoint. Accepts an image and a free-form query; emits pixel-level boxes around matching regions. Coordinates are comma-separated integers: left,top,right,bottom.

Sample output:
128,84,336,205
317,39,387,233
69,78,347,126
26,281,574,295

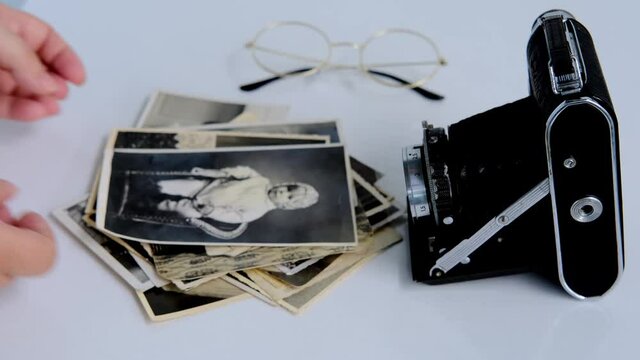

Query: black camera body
403,10,624,299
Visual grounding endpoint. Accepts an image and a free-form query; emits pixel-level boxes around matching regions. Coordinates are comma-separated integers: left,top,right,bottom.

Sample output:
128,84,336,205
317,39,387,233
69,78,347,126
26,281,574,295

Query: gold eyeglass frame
245,21,447,89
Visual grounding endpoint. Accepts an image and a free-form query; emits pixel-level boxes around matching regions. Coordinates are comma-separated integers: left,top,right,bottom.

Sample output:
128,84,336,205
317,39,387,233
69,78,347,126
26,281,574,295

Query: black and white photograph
223,271,277,306
212,120,342,143
278,261,360,315
275,227,402,311
82,212,156,264
369,205,404,231
129,253,170,288
136,285,249,322
84,171,100,215
110,128,330,150
351,171,393,217
269,255,340,287
276,257,323,275
201,121,387,186
350,156,384,185
169,278,246,299
84,129,329,222
136,91,289,128
104,171,372,283
53,199,154,291
172,273,227,291
97,144,357,246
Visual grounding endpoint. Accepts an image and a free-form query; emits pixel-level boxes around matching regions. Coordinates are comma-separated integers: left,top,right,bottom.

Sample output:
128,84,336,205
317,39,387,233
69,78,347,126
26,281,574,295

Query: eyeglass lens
252,23,330,77
361,30,442,88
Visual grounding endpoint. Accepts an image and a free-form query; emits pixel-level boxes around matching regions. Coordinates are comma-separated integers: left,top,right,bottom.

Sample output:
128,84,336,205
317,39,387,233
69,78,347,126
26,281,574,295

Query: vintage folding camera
403,10,624,299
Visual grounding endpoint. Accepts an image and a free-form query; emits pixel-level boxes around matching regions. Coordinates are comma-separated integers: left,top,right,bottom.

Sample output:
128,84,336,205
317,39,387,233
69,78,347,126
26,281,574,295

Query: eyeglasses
239,21,447,100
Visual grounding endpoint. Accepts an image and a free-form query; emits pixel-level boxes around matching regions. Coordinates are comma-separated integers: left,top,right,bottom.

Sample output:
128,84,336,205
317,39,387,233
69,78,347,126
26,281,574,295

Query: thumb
0,212,56,276
0,26,58,95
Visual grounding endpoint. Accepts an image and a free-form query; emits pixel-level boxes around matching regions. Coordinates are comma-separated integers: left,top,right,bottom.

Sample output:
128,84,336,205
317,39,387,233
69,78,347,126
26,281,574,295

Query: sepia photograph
53,199,154,291
137,91,289,128
246,227,402,307
211,120,342,143
97,144,357,246
171,278,246,299
275,257,323,275
150,241,352,281
223,271,277,306
172,273,228,291
84,171,100,215
270,255,340,287
278,261,357,314
136,285,249,322
278,228,402,314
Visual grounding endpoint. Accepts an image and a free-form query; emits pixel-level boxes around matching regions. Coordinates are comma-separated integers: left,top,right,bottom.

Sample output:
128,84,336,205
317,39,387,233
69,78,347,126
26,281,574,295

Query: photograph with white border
53,199,154,291
96,144,356,246
136,91,289,129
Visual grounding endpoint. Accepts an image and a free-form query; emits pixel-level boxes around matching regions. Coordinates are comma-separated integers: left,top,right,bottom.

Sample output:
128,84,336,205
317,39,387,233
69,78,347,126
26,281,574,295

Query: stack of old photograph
54,90,404,321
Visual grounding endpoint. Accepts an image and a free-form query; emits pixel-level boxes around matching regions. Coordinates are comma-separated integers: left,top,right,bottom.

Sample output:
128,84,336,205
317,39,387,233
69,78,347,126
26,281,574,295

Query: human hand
0,4,85,121
0,179,56,287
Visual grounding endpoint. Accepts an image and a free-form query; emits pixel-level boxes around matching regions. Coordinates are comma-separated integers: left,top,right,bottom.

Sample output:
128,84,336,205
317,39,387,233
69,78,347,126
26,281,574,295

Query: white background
0,1,638,359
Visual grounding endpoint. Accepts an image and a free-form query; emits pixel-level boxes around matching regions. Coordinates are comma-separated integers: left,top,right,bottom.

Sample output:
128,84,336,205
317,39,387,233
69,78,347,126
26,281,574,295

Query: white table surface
1,1,638,359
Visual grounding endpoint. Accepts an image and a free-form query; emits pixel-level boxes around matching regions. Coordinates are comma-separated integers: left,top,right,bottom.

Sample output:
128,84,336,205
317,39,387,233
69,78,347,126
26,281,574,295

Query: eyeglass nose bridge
329,41,361,49
326,41,363,70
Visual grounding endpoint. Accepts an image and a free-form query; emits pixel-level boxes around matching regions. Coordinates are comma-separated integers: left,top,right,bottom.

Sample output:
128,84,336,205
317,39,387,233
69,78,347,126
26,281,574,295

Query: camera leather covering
409,97,554,284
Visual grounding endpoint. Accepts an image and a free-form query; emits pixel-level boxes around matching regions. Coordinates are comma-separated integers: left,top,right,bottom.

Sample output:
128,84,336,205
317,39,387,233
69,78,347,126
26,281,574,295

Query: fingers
0,5,84,121
0,6,86,86
0,180,57,277
0,69,69,99
0,204,12,223
15,212,54,239
0,69,16,94
50,73,70,99
40,34,86,86
0,180,16,224
0,26,58,95
0,4,84,117
0,212,56,276
0,274,14,287
0,94,60,121
0,179,18,203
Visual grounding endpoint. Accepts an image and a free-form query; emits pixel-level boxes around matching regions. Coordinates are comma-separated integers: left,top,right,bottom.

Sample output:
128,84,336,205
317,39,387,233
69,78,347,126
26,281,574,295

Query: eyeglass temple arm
239,68,444,100
366,70,444,100
239,68,313,91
